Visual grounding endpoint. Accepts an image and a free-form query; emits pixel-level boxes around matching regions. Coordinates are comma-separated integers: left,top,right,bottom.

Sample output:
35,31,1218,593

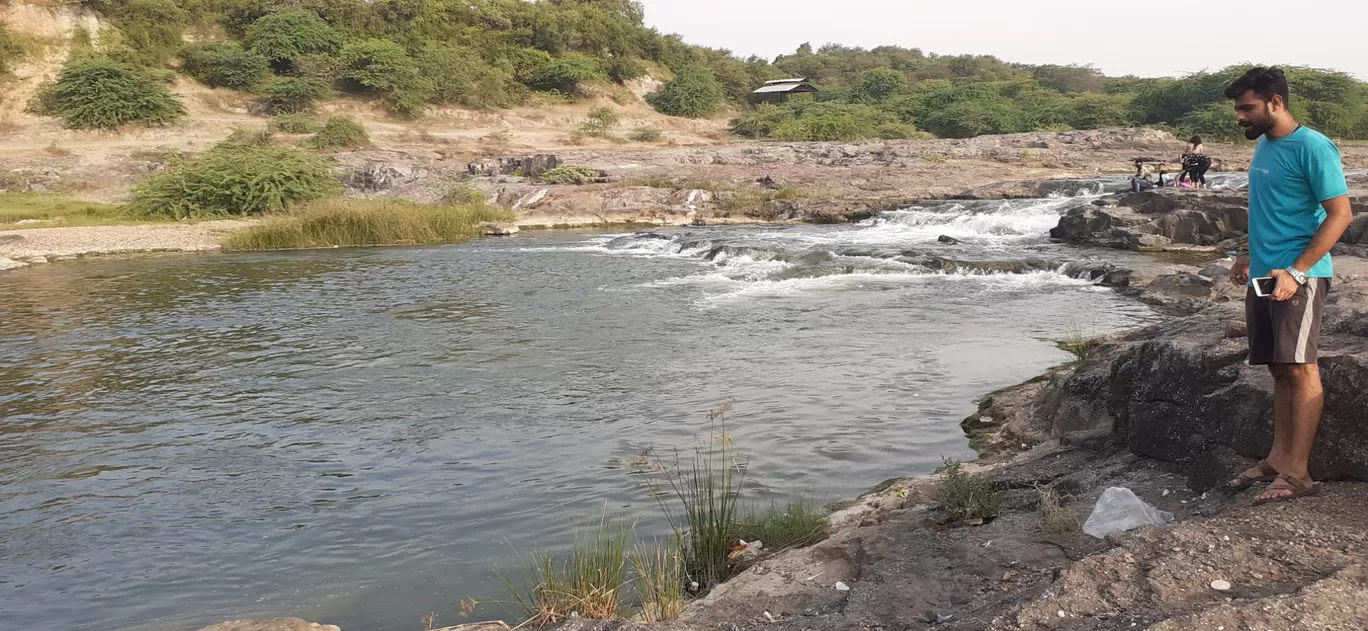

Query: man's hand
1268,269,1299,301
1230,255,1250,285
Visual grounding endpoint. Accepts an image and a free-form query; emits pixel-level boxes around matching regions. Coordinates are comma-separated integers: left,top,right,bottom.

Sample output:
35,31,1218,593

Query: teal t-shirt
1247,126,1349,279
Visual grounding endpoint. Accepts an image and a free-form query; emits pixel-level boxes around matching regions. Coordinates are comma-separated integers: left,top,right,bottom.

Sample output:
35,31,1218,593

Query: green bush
852,68,907,103
129,143,341,219
45,55,185,129
244,11,342,70
730,104,794,138
1068,92,1133,130
223,126,274,147
442,181,486,205
919,98,1024,138
580,106,620,137
603,55,646,83
304,116,370,150
339,39,417,94
533,55,605,94
628,127,663,142
936,460,1000,523
260,77,332,114
107,0,189,67
539,164,602,185
268,112,319,134
179,42,270,91
649,67,725,118
875,122,923,139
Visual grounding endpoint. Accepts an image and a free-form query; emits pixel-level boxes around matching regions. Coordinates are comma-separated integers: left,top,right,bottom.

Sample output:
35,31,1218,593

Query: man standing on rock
1226,67,1354,504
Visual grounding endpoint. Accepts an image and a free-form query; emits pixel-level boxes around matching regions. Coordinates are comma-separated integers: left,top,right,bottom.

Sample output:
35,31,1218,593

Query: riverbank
0,220,254,271
195,184,1368,631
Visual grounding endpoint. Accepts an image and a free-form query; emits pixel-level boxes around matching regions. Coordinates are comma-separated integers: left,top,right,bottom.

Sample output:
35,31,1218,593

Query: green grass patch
538,164,603,185
0,193,137,228
731,497,829,551
223,199,514,251
936,459,1000,523
495,516,634,627
632,538,684,623
267,113,319,134
722,187,802,217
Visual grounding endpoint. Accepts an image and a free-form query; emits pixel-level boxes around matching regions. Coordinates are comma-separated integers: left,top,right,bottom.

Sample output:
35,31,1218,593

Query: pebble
1210,579,1232,591
1057,610,1067,618
834,581,850,592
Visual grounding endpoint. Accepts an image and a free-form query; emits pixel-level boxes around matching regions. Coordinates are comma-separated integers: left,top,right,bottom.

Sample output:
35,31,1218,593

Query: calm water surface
1,191,1159,631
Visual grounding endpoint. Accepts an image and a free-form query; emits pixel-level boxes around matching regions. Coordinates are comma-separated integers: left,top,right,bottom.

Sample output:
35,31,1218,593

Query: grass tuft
223,199,514,251
538,164,603,185
1037,486,1081,533
731,497,829,551
304,116,371,150
0,193,132,228
633,537,684,623
936,459,999,523
647,402,748,589
495,516,634,627
628,127,663,142
1057,326,1098,362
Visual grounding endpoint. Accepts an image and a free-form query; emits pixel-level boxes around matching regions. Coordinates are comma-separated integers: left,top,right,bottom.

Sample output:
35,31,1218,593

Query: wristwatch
1285,266,1308,285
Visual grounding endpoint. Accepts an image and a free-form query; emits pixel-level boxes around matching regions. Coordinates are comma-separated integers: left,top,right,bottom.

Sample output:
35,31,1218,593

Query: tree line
13,0,1368,141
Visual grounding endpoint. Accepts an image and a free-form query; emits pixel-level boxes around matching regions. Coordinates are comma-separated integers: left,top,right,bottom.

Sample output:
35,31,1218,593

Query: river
1,183,1169,631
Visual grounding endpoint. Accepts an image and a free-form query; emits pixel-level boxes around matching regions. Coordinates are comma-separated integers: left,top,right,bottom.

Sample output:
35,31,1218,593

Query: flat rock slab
197,618,340,631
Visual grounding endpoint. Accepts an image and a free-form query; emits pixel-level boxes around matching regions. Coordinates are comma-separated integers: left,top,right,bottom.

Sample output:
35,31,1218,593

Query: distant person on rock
1225,67,1353,504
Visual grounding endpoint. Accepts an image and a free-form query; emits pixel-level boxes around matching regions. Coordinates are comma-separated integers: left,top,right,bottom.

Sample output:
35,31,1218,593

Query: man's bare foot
1253,474,1322,505
1229,460,1279,490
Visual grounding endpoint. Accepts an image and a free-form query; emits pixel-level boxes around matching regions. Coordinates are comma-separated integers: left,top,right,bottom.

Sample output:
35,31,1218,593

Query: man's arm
1267,195,1353,300
1291,195,1353,272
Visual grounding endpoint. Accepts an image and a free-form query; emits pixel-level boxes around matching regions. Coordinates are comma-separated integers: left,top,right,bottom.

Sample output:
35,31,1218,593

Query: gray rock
1199,263,1232,279
1135,234,1173,249
197,619,341,631
0,233,27,246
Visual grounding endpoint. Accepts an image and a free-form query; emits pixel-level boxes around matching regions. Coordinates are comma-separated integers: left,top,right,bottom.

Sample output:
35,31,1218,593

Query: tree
339,39,418,94
648,67,725,118
245,11,343,71
852,68,907,103
179,42,271,91
1069,92,1133,129
45,55,185,129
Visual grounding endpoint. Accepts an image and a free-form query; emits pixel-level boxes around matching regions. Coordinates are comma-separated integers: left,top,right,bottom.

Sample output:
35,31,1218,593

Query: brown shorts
1246,278,1329,365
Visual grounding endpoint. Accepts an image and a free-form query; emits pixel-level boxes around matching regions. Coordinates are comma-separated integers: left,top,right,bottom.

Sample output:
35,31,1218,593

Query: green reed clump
223,199,514,251
495,516,634,627
647,402,748,589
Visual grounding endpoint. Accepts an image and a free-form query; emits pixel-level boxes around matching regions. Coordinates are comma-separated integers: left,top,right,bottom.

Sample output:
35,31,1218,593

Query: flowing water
1,182,1163,631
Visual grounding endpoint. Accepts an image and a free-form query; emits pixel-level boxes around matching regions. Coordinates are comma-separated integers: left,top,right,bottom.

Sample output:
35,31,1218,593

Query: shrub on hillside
268,112,319,134
1,21,24,79
244,11,342,70
729,104,794,138
648,68,725,118
304,116,371,150
260,77,332,114
580,106,619,137
179,41,270,91
875,122,925,140
418,45,528,109
223,126,275,147
44,55,185,129
919,98,1024,138
107,0,189,67
339,39,418,94
532,56,605,94
129,143,341,218
852,68,908,103
628,127,663,142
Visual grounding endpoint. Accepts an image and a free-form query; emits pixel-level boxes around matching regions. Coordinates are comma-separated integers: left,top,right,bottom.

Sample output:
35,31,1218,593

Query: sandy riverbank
0,220,254,271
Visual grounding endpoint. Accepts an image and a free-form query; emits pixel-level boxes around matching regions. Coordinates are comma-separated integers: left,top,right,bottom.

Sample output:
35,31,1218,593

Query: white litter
1083,487,1175,539
1210,580,1232,591
834,582,850,592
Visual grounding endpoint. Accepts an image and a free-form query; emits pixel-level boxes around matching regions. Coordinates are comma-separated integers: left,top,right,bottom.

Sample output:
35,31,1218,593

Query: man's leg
1257,363,1325,501
1263,364,1297,471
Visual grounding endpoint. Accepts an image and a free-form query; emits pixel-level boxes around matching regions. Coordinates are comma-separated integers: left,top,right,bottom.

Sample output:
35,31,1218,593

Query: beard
1242,104,1275,140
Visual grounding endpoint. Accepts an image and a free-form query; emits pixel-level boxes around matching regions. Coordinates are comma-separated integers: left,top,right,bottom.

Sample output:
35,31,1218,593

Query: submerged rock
198,619,340,631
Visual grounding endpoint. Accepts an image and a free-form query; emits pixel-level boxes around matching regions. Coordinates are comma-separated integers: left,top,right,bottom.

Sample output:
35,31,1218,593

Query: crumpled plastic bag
1083,487,1174,539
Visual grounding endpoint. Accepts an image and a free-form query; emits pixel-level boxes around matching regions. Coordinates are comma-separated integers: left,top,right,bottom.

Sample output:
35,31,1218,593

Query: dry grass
1038,487,1081,533
1058,326,1099,363
633,538,684,623
496,516,634,627
222,199,514,251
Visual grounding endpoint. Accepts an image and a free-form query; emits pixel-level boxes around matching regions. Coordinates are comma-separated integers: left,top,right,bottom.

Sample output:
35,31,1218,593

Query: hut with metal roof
749,78,818,104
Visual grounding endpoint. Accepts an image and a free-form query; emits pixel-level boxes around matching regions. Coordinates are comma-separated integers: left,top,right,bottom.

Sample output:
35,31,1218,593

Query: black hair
1188,135,1202,146
1224,66,1290,105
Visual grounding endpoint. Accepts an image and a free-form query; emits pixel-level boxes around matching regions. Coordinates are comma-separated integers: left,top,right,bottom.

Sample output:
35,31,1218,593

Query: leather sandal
1252,473,1322,505
1228,460,1278,490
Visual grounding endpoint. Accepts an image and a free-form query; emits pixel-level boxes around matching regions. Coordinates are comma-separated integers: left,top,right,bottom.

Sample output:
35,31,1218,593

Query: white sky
636,0,1367,79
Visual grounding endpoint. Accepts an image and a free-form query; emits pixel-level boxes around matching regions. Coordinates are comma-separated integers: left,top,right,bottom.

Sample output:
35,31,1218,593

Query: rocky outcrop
974,268,1368,487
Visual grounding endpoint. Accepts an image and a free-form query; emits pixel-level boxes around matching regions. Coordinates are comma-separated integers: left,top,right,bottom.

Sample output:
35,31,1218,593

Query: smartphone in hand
1252,277,1276,297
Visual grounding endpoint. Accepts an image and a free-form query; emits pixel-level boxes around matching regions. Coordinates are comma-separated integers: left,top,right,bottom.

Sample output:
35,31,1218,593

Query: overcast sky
636,0,1367,79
